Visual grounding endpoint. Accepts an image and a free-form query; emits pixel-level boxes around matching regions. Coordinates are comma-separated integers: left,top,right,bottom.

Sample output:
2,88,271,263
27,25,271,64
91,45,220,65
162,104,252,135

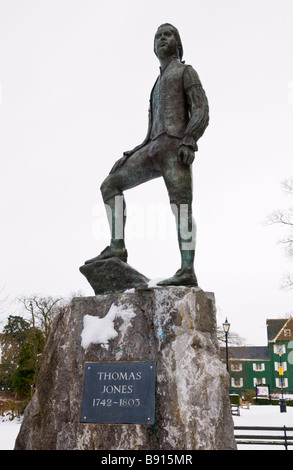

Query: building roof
224,346,270,361
266,319,289,342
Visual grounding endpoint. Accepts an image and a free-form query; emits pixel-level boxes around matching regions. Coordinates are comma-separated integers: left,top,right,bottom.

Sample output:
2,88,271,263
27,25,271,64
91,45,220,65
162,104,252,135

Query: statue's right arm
109,154,129,174
124,102,152,156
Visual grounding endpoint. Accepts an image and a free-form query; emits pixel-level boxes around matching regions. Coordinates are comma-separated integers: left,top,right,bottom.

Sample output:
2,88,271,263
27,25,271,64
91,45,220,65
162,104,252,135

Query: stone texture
79,258,150,295
14,287,236,450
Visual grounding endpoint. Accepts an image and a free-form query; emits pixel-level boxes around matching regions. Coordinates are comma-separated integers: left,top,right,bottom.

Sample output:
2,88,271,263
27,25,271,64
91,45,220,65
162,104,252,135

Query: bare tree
18,295,62,340
267,178,293,289
217,326,246,347
17,292,85,340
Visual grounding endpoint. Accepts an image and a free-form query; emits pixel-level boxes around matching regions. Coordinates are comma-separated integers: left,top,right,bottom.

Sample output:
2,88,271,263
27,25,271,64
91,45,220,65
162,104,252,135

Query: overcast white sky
0,0,293,345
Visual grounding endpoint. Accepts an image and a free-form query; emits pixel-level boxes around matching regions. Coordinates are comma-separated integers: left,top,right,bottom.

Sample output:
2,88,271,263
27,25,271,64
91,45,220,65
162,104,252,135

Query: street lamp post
279,353,284,400
223,318,230,372
278,351,287,413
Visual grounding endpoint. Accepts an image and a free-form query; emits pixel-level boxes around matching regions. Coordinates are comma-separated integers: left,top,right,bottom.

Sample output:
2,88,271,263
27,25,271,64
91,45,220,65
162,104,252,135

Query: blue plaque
80,361,156,424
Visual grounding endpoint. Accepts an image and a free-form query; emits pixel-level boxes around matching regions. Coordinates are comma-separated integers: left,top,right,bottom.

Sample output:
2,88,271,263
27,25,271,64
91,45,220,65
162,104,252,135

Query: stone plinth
14,287,236,450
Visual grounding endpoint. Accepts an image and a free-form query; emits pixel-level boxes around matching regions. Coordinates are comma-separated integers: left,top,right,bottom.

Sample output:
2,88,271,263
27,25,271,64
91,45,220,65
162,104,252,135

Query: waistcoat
150,58,189,140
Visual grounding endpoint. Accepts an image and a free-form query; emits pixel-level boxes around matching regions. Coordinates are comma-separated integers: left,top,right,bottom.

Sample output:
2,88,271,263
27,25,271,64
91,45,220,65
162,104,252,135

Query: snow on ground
233,405,293,450
1,405,292,450
0,415,22,450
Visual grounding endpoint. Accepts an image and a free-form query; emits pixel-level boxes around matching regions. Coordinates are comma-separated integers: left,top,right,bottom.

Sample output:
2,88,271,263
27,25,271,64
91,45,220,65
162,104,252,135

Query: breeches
100,134,193,206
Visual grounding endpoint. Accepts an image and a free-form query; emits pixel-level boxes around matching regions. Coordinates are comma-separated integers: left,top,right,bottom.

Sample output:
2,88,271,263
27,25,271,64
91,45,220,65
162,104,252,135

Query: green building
222,317,293,396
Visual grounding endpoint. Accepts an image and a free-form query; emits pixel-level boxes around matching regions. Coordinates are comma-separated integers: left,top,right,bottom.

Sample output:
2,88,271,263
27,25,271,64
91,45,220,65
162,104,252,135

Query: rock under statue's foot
84,246,128,265
157,268,198,287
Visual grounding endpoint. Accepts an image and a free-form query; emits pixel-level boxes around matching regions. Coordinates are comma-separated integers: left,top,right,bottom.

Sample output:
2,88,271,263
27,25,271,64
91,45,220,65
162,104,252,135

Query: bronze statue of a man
85,24,209,286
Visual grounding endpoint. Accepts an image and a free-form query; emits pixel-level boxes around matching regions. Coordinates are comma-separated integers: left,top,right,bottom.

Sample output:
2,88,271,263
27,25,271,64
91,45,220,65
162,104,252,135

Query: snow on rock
147,278,164,288
81,303,136,350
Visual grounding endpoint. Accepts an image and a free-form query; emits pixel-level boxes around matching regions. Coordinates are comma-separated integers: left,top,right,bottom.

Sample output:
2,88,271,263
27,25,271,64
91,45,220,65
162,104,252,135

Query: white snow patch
147,278,195,289
0,415,22,450
147,278,164,288
81,303,136,350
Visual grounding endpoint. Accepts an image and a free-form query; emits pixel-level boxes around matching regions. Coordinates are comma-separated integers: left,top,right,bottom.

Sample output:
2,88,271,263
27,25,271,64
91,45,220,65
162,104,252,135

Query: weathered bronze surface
80,258,149,295
81,24,209,289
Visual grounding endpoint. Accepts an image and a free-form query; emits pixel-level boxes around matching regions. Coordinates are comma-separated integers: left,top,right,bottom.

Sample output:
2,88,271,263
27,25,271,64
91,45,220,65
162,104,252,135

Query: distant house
221,317,293,395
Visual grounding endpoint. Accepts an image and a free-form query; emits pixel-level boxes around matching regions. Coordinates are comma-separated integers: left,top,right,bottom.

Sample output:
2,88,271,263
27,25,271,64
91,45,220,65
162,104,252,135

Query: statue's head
154,23,184,62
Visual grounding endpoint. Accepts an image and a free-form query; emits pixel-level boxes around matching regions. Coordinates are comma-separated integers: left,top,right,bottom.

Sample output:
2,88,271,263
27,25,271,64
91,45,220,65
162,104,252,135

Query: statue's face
154,25,178,59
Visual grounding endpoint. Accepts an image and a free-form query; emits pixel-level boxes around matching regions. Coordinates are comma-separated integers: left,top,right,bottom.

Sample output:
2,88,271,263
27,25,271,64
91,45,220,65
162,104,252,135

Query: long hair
154,23,184,63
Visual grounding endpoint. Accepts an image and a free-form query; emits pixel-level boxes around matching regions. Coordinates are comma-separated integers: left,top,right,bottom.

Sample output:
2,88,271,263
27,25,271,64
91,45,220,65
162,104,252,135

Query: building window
231,377,243,388
284,329,291,337
231,363,242,372
274,344,286,355
274,362,287,372
253,378,266,386
253,363,265,371
276,378,288,388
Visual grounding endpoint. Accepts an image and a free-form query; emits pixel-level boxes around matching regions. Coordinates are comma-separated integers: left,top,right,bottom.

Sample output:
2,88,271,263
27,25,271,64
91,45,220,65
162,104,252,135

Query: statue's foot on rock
79,257,149,295
157,268,198,287
84,246,128,264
